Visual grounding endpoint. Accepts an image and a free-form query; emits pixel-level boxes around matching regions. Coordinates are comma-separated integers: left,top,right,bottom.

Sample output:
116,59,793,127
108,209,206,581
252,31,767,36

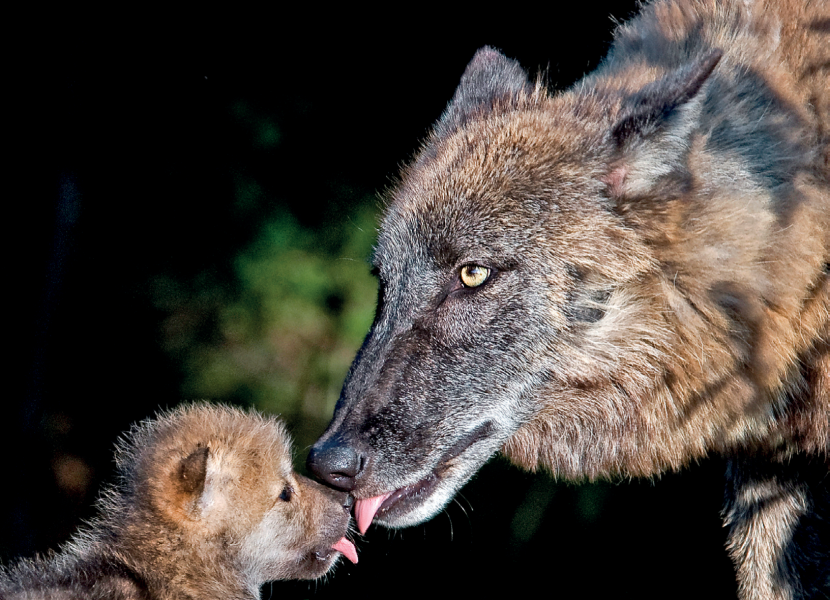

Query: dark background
10,5,738,598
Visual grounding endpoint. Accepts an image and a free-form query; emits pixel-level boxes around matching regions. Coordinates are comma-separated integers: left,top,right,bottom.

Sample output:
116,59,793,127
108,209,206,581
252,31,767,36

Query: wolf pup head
125,404,358,582
308,45,727,533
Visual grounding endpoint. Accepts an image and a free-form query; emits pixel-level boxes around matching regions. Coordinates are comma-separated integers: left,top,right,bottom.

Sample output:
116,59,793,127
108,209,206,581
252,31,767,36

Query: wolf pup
308,0,829,598
1,404,357,599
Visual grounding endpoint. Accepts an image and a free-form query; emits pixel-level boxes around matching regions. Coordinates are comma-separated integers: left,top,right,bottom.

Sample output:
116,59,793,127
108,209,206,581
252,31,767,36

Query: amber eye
279,485,293,502
459,264,491,288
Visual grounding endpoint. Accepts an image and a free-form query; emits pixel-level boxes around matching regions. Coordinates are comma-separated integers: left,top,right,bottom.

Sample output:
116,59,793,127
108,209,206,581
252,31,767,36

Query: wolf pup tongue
354,493,392,534
331,537,358,564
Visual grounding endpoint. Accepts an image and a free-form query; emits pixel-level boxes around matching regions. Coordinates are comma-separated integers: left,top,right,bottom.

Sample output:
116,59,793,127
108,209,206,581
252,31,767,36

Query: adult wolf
308,0,829,597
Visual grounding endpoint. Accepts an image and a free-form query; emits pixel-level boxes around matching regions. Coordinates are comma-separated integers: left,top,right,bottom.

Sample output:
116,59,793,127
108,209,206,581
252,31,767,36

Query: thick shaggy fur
308,1,829,598
1,404,355,599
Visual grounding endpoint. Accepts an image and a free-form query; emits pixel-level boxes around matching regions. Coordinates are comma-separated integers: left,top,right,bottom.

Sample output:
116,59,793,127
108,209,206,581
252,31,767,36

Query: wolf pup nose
1,403,358,600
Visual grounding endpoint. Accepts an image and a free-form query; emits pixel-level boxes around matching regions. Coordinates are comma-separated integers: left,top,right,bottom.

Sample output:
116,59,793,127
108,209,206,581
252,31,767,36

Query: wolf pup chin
308,0,829,598
1,404,357,600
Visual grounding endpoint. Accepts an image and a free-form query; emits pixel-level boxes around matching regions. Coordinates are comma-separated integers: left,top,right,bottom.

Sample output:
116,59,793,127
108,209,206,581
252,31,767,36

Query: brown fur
309,1,829,598
1,404,355,599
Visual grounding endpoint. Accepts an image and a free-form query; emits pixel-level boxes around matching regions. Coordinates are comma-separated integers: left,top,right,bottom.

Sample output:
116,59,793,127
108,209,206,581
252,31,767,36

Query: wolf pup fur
1,404,357,600
307,0,829,598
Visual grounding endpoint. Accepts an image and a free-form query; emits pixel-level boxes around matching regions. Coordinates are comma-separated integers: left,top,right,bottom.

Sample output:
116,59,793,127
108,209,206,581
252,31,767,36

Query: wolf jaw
352,419,503,532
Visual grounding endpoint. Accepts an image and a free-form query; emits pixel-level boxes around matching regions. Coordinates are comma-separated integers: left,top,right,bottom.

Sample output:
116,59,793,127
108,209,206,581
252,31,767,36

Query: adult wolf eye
279,485,293,502
459,264,490,288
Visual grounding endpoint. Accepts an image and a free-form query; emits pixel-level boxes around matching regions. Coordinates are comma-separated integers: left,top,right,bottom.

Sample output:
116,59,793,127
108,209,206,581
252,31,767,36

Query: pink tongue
331,537,358,564
354,492,392,535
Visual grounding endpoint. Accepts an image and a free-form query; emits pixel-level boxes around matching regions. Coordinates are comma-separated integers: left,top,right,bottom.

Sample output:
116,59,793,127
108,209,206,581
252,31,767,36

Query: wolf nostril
307,441,365,492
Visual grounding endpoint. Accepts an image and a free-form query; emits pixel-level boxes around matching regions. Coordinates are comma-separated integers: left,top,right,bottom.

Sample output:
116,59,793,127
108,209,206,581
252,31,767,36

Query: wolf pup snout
1,403,358,600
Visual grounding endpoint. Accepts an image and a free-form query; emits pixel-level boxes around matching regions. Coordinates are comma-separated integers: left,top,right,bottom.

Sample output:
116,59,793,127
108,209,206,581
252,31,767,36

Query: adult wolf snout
307,437,366,492
309,389,505,535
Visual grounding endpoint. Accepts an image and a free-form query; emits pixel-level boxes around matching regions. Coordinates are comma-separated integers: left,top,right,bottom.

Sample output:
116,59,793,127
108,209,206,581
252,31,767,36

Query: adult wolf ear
604,50,723,201
435,46,534,138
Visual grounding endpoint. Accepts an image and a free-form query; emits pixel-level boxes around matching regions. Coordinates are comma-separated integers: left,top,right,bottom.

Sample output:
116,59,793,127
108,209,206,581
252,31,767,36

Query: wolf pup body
308,0,829,598
1,404,357,600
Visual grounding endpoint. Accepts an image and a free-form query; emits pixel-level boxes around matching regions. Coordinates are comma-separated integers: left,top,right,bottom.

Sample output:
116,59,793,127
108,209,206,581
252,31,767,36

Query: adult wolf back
309,1,830,598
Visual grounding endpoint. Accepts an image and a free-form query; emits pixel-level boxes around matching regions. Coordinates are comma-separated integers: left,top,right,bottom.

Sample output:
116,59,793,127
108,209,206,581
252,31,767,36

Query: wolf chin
308,0,830,598
2,404,357,600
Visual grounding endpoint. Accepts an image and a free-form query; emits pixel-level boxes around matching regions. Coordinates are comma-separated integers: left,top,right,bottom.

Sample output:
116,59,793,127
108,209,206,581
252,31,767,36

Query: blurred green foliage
152,102,379,451
154,205,377,444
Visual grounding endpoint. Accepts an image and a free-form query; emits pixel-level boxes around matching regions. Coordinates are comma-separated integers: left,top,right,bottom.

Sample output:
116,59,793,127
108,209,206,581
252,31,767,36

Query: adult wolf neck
500,247,828,479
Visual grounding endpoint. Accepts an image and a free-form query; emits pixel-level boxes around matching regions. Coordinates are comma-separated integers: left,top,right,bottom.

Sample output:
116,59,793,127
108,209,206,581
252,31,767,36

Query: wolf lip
353,421,496,534
354,475,440,534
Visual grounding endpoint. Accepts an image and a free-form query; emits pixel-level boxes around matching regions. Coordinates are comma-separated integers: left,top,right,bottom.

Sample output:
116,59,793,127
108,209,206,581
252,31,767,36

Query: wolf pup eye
459,264,491,288
278,485,293,502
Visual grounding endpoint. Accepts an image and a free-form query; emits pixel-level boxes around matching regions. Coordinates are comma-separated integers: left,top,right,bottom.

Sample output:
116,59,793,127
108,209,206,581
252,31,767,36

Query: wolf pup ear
605,50,722,200
436,46,533,137
176,445,209,497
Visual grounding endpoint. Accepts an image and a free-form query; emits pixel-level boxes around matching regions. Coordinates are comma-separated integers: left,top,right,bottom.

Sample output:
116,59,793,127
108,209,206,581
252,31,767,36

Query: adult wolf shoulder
308,0,829,598
1,404,357,600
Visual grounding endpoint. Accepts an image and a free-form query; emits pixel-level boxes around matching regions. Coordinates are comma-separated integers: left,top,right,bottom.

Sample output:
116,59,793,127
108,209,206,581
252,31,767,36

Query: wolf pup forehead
309,0,829,598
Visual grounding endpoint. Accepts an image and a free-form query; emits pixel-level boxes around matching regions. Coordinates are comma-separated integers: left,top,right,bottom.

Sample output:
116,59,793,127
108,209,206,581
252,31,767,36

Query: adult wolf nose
307,439,364,492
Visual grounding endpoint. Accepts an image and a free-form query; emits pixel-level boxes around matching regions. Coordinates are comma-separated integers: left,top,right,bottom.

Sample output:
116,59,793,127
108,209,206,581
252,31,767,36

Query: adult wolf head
308,46,712,530
308,0,829,549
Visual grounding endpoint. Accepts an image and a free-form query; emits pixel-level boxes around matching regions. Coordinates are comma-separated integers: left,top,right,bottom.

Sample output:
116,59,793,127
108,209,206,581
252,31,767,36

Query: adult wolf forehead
376,106,614,272
387,100,611,211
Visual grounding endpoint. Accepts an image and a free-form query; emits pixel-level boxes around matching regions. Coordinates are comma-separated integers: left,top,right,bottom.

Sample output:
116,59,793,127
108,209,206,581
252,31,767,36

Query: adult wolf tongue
354,493,392,534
